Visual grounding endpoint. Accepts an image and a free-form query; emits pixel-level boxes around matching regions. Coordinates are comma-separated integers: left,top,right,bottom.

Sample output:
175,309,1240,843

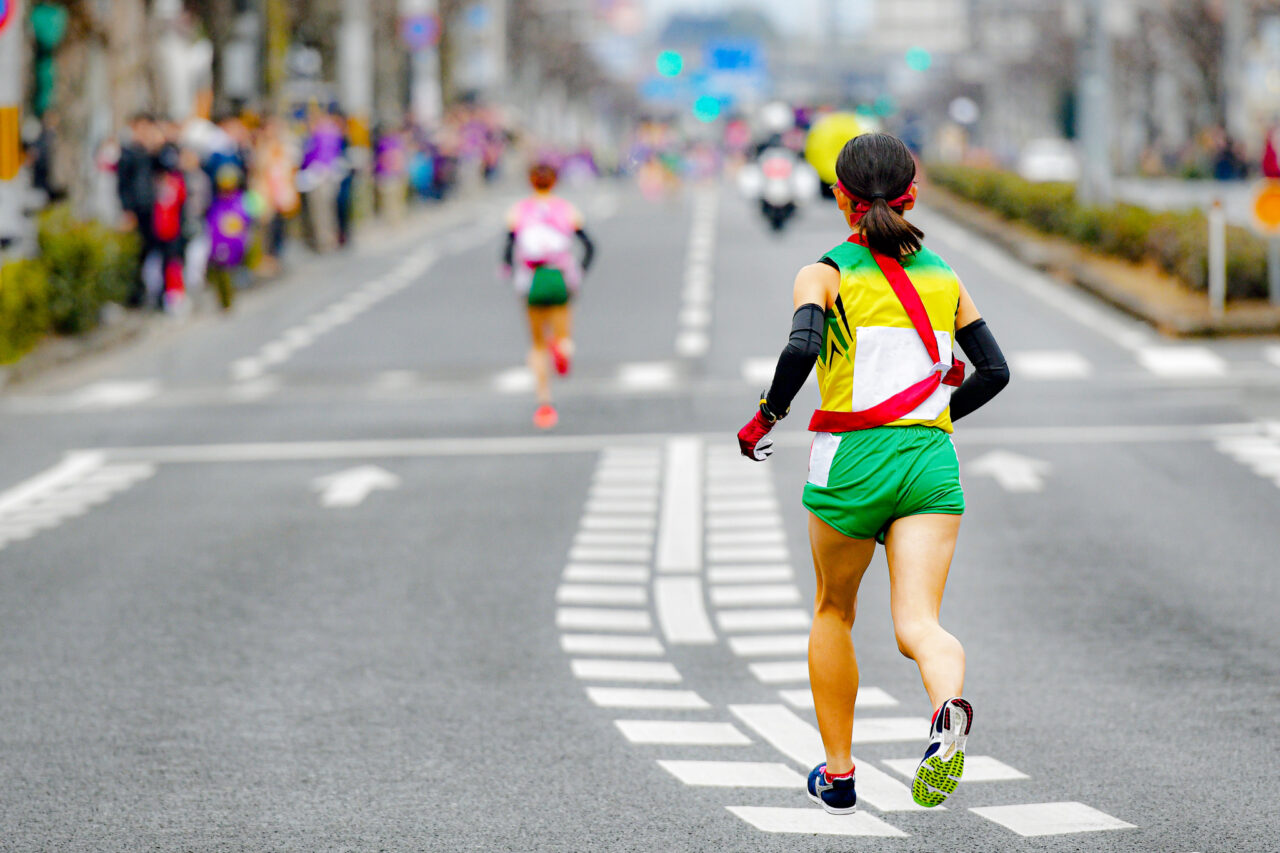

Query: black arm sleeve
502,231,515,267
763,303,826,419
576,228,595,271
950,318,1010,421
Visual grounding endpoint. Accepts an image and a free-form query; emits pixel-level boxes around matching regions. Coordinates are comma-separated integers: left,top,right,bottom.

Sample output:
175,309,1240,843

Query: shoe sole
912,698,972,808
807,788,856,814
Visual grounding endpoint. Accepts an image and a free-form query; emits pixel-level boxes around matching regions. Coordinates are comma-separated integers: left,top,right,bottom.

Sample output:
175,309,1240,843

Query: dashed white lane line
571,659,682,683
569,545,652,562
1136,346,1228,378
717,609,810,632
727,806,908,838
1215,434,1280,488
229,247,436,381
747,661,809,684
574,531,654,547
556,607,652,632
675,190,718,360
562,564,649,584
492,367,536,393
1009,350,1093,380
614,720,750,746
969,802,1136,836
656,437,703,574
588,687,709,710
728,634,810,657
580,515,657,531
658,761,803,788
616,362,679,392
653,577,716,645
67,379,161,410
708,565,793,584
1266,345,1280,368
557,584,648,606
728,704,929,812
711,584,801,607
780,686,899,710
560,635,665,656
883,755,1028,782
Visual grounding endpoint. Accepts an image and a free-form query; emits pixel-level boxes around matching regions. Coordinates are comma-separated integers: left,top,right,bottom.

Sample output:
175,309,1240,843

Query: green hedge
0,207,139,364
927,164,1269,300
0,259,51,365
38,206,139,335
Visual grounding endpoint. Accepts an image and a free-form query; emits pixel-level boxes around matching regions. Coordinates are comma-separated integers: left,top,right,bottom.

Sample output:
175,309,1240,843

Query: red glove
737,410,776,461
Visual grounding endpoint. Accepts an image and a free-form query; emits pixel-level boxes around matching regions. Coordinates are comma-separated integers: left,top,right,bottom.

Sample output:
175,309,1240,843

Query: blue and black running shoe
912,697,973,807
806,763,857,814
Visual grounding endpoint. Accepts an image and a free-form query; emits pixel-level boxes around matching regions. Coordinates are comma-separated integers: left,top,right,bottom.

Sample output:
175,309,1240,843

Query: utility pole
264,0,289,116
1075,0,1113,204
1222,0,1249,143
0,0,25,251
401,0,443,126
339,0,374,131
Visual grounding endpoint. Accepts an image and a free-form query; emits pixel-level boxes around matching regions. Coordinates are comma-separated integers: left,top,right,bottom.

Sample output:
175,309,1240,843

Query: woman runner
736,133,1010,813
503,163,596,429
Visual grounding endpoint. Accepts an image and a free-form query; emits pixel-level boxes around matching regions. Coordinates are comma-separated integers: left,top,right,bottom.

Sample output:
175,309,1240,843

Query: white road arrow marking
311,465,400,508
967,451,1052,493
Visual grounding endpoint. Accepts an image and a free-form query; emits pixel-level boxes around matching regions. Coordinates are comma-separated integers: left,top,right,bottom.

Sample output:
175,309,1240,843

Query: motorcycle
737,147,820,233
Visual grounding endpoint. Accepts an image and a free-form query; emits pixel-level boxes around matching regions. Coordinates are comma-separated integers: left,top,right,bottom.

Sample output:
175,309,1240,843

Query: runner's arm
502,231,515,268
761,263,839,420
950,282,1010,420
576,229,595,271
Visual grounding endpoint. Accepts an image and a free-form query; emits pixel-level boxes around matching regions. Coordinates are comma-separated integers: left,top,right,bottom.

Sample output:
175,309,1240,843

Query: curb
924,184,1280,337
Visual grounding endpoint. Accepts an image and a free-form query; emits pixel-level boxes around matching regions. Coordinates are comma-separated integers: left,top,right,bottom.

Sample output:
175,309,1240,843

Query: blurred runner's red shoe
533,404,559,429
548,339,572,376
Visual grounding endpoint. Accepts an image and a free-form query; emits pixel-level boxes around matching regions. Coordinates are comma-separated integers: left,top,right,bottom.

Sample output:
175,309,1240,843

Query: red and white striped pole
0,0,24,250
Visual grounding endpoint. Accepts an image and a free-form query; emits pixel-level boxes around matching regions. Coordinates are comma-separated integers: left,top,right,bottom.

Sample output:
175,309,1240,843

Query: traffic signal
30,3,68,117
656,50,684,78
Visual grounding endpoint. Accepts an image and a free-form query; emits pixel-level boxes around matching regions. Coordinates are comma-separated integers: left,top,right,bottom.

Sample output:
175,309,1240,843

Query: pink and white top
506,195,584,293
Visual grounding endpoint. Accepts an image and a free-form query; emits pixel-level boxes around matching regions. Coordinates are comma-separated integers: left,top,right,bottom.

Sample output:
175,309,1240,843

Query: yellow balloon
805,113,878,185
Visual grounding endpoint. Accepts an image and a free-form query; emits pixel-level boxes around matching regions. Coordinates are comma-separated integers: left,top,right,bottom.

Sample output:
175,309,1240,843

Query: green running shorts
802,425,964,543
527,267,570,307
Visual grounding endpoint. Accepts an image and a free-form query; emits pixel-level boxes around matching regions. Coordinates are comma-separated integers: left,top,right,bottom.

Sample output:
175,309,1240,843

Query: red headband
836,179,916,220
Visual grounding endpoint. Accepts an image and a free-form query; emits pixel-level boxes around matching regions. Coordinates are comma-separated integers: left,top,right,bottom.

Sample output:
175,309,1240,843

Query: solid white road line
1136,346,1228,378
728,634,810,657
587,688,709,709
614,720,750,745
571,659,681,683
708,565,794,584
883,755,1028,782
728,704,930,812
562,565,649,584
657,760,804,788
560,634,664,657
654,577,716,645
556,608,652,632
557,585,648,606
717,609,810,632
748,661,809,684
656,437,703,574
969,802,1136,836
711,585,801,607
707,545,790,563
1010,350,1093,380
779,686,899,710
726,807,908,837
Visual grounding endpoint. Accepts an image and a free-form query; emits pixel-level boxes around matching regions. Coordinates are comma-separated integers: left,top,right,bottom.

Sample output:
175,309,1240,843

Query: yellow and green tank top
816,240,962,433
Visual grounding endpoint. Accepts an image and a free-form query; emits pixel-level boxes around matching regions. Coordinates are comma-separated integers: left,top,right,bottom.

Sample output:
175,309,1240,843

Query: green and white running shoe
912,697,973,808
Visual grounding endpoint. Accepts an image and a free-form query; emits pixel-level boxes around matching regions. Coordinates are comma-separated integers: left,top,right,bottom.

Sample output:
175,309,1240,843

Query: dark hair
835,132,923,263
529,163,558,191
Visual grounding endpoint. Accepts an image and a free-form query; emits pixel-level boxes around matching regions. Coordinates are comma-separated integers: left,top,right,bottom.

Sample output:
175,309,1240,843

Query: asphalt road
2,179,1279,852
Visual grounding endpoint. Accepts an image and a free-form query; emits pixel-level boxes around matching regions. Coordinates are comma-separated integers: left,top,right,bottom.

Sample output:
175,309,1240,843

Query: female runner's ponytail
835,133,924,264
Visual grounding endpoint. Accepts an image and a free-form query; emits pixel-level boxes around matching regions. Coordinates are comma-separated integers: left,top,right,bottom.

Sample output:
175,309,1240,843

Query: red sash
809,238,965,433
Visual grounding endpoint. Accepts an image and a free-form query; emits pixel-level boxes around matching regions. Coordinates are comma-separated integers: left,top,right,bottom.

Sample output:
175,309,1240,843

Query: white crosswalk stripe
560,634,664,656
969,802,1136,836
571,659,681,683
587,688,708,709
614,720,750,745
727,806,908,837
658,760,803,788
